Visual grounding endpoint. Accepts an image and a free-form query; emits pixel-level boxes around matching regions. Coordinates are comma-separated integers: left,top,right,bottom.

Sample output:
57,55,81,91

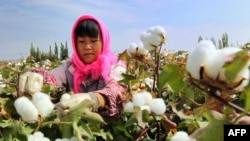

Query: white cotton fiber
133,93,146,106
60,93,71,101
186,40,217,80
32,92,55,117
170,131,196,141
150,98,166,115
133,91,153,107
14,96,39,122
124,101,134,112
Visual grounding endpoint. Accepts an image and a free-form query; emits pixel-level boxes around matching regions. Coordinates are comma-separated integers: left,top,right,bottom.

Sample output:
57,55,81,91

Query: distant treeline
28,42,69,62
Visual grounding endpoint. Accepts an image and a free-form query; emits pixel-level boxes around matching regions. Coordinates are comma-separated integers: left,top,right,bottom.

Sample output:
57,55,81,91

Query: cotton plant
127,42,149,59
140,25,166,51
186,40,250,92
27,131,51,141
123,91,166,127
14,92,55,122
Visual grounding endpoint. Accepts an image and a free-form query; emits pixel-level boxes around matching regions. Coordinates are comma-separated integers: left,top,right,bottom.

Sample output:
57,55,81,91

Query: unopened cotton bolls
32,92,54,117
14,96,39,122
170,131,196,141
150,98,166,115
186,40,217,80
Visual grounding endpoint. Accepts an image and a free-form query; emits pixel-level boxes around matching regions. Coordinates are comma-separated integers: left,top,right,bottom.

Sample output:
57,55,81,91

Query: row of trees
29,42,69,62
198,32,231,49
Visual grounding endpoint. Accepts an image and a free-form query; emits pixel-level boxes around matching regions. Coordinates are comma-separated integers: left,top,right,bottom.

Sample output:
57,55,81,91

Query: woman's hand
55,93,99,111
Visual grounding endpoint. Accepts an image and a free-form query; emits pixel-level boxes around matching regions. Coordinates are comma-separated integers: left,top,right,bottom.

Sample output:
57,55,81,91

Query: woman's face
76,36,102,64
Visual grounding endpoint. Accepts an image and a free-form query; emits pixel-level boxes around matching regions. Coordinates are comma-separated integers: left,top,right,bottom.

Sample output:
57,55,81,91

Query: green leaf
74,120,93,139
195,112,228,141
224,50,249,82
159,64,185,93
242,84,250,111
124,114,137,127
81,110,106,125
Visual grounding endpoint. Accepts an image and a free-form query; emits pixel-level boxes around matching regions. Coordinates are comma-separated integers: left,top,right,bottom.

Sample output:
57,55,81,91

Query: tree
221,32,229,47
30,43,36,58
35,47,41,62
49,45,52,60
198,36,203,42
54,42,59,60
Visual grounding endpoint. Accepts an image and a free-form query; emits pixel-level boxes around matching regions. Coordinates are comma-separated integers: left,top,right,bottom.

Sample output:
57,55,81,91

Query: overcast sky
1,0,250,60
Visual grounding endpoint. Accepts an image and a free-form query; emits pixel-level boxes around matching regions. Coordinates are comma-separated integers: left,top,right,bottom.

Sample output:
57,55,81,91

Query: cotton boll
153,26,166,36
144,77,154,89
133,94,146,107
110,61,127,81
186,40,217,80
14,96,39,122
146,26,155,33
43,138,51,141
124,101,134,112
27,134,35,141
32,92,55,117
33,131,44,138
137,42,149,56
140,32,156,51
150,98,166,115
217,47,245,81
141,91,153,105
207,47,242,80
170,131,196,141
70,137,78,141
127,42,137,57
60,93,71,101
141,31,162,47
61,138,70,141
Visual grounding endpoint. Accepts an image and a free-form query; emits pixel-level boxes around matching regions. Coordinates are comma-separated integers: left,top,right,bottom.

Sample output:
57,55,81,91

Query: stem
191,80,250,116
16,71,21,98
207,88,250,116
135,127,150,141
157,121,161,141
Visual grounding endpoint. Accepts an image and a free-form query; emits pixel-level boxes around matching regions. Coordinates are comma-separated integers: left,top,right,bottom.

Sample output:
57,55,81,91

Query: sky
1,0,250,60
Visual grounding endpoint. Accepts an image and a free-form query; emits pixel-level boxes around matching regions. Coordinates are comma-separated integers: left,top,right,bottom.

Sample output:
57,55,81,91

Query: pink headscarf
71,14,118,93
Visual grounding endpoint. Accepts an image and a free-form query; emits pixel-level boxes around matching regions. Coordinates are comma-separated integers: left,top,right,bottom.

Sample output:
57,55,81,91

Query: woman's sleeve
49,65,67,88
29,68,57,86
95,81,126,117
95,60,127,117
